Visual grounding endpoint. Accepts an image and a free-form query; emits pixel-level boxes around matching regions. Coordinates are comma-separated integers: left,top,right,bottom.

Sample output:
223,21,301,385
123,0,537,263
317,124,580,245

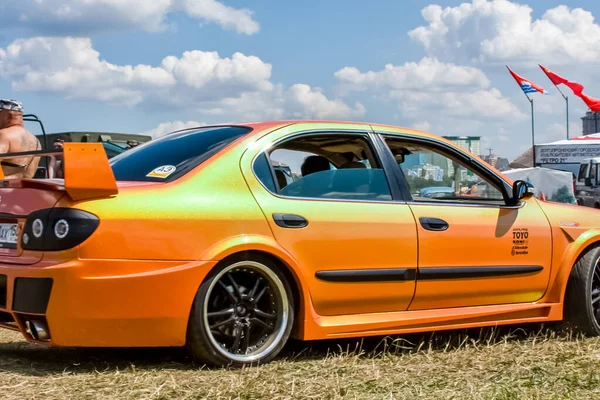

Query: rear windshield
109,126,252,182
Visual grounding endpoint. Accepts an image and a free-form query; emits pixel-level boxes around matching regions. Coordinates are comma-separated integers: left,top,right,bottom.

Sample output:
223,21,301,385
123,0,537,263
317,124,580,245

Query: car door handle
273,213,308,228
419,217,449,231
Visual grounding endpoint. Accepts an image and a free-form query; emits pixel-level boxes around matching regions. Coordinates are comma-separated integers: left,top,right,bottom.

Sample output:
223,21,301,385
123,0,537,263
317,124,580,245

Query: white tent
503,167,576,204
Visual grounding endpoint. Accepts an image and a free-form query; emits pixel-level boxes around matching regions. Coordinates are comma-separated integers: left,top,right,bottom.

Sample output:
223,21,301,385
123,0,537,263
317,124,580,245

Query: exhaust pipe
28,319,50,341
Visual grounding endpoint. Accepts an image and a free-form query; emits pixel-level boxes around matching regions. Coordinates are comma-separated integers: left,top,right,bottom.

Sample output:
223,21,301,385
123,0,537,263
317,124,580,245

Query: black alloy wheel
564,245,600,335
186,256,294,367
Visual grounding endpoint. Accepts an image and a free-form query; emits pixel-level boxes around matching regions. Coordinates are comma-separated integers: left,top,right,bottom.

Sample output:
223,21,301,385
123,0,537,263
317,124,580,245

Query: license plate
0,223,17,249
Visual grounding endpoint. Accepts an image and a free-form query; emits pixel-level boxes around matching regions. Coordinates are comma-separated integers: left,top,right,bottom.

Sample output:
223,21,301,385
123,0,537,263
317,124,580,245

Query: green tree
551,185,576,204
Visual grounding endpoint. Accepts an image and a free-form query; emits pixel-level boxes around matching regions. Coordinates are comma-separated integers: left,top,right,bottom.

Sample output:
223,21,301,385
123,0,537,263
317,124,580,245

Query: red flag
506,66,547,94
580,93,600,112
539,64,584,94
539,64,600,111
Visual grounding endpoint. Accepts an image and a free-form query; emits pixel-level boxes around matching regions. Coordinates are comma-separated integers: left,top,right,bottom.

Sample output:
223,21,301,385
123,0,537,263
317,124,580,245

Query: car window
253,153,277,192
103,142,125,158
383,136,505,204
110,126,252,182
253,133,393,201
578,164,588,182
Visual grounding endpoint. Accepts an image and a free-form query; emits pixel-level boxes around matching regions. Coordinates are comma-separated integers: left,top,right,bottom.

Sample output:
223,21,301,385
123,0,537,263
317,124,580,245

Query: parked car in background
417,186,455,198
271,161,295,189
575,158,600,208
33,132,151,178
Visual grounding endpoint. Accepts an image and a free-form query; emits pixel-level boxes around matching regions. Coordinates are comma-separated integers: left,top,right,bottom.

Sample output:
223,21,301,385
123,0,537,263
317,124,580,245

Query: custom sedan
1,120,599,367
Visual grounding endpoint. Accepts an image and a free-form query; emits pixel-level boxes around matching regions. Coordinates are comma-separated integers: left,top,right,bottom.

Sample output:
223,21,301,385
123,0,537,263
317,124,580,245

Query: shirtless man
47,135,71,179
0,99,41,179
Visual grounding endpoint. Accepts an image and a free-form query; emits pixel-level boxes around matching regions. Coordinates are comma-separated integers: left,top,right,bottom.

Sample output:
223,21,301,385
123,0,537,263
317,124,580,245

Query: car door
240,125,418,316
376,130,553,310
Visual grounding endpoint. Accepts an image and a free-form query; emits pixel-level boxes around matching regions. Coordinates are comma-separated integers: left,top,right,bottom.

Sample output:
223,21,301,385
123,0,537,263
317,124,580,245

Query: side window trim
250,129,403,203
369,132,410,202
374,131,514,207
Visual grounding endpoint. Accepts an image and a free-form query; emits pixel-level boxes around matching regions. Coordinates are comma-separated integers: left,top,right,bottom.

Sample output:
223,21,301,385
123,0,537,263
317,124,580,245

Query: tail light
22,208,99,251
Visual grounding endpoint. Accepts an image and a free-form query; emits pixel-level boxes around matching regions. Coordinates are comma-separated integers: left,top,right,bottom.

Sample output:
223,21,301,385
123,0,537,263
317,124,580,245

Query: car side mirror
512,180,530,201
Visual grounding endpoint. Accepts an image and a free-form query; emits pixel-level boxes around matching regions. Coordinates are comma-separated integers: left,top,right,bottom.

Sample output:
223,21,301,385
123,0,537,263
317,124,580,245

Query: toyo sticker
147,165,176,178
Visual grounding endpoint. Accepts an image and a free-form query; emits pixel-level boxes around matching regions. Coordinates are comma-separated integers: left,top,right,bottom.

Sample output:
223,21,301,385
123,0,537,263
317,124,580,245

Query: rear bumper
0,257,217,347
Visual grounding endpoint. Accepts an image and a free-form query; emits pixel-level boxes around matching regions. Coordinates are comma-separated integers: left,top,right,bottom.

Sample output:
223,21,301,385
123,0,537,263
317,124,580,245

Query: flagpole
520,89,536,167
539,66,570,139
507,66,542,166
566,96,569,139
552,83,570,139
530,97,536,166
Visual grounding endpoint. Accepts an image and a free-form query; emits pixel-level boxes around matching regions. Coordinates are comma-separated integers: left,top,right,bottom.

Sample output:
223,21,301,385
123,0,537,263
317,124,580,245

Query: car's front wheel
186,255,294,367
564,245,600,335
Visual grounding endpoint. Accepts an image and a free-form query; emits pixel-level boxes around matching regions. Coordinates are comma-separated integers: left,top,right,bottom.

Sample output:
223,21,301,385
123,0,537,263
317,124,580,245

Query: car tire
563,245,600,336
186,254,294,367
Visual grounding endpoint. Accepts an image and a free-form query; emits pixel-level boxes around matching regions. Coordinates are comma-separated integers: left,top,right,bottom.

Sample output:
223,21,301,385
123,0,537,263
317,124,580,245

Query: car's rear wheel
564,246,600,335
186,256,294,367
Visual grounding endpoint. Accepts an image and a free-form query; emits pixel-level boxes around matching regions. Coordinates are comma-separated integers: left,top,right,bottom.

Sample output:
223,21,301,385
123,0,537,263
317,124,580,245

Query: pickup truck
575,157,600,208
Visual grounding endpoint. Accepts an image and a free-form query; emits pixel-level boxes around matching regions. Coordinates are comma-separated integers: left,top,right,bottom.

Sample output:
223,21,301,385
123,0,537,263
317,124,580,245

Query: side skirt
302,302,562,340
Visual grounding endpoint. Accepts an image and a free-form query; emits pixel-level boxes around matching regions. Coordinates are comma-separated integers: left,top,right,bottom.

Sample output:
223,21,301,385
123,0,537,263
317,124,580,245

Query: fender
199,233,320,339
544,227,600,304
200,233,310,293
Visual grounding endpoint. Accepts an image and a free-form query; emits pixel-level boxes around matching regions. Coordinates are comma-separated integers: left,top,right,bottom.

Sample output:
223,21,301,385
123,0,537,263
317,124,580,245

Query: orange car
0,120,599,367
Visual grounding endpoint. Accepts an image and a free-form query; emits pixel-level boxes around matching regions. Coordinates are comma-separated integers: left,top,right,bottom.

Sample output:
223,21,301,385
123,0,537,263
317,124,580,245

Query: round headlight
22,233,30,245
54,219,69,239
32,219,44,238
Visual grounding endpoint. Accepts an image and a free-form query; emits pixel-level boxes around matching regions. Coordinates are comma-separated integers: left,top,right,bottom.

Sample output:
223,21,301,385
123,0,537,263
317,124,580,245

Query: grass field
0,324,599,399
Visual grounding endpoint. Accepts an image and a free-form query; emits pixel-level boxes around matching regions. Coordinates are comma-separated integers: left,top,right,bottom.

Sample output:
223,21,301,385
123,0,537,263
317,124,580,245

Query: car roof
170,120,507,178
157,120,512,187
176,120,442,140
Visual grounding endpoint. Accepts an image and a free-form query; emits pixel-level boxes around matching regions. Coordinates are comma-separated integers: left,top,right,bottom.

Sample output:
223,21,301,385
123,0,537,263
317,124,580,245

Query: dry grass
0,324,599,399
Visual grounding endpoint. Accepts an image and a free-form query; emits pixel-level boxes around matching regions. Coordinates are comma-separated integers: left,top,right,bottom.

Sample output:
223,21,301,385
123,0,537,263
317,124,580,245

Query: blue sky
1,0,599,160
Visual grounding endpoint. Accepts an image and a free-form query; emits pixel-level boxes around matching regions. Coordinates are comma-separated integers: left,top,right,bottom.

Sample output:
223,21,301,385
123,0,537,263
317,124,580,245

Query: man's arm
0,130,10,155
47,156,56,178
0,131,24,167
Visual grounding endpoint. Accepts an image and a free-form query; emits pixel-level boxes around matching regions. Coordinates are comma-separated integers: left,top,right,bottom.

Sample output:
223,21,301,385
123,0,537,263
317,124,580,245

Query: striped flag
507,66,548,95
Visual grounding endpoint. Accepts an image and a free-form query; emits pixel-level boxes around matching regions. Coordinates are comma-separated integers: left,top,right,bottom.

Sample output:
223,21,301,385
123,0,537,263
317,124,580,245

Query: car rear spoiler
0,143,118,201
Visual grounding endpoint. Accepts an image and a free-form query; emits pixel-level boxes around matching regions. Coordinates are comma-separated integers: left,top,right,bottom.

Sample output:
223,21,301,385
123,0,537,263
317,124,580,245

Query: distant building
443,136,481,155
481,154,510,171
582,111,600,135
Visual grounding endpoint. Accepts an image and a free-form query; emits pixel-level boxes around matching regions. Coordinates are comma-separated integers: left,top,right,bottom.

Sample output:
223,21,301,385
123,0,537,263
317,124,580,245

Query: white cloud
0,0,259,35
0,37,362,121
335,57,522,121
393,89,525,120
180,0,259,35
142,120,207,138
204,84,366,121
537,121,579,144
409,0,600,65
411,122,432,131
335,57,490,91
282,84,365,120
0,37,269,106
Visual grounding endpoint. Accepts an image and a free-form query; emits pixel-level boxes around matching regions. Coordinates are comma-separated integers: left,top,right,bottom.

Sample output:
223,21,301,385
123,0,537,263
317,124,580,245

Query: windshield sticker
147,165,176,178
